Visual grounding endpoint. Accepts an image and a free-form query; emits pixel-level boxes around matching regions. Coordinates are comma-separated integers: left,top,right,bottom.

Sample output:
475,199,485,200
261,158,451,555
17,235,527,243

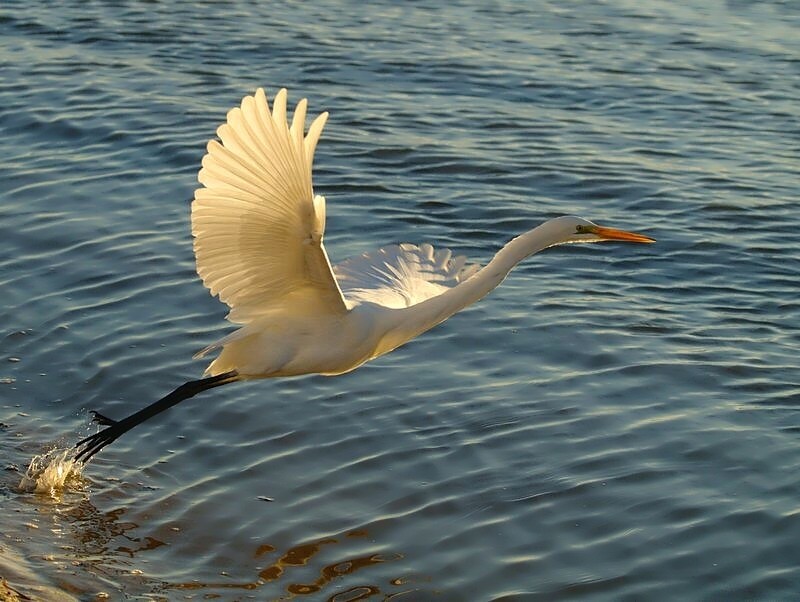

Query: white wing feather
192,88,346,323
334,243,481,310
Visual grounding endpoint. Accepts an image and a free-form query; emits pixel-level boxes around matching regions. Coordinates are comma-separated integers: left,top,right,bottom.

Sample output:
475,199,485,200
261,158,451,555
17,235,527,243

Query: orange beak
591,225,655,244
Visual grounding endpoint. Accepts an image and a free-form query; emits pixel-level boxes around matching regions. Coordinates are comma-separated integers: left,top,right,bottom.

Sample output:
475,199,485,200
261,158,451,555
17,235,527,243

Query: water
1,0,799,599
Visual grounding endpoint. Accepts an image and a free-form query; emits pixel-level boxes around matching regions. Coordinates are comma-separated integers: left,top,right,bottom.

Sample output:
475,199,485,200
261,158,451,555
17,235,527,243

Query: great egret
75,88,653,463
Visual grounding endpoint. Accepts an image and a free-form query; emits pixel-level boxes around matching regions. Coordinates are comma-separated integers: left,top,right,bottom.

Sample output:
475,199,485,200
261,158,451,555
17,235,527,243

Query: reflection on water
0,473,143,599
6,467,409,600
170,531,404,599
3,0,800,598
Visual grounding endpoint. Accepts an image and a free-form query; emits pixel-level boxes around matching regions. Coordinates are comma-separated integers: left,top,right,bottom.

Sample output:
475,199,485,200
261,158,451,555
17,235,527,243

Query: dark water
2,0,799,599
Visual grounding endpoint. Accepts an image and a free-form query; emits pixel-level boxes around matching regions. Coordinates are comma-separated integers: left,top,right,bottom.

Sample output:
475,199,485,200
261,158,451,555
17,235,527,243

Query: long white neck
374,220,571,357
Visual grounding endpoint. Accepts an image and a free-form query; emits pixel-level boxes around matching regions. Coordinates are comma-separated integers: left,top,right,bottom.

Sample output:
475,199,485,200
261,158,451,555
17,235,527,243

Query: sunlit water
18,448,83,495
2,0,800,599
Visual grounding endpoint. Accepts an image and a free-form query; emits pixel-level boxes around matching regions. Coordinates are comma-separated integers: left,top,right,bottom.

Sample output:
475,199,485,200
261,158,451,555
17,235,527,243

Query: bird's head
550,216,655,245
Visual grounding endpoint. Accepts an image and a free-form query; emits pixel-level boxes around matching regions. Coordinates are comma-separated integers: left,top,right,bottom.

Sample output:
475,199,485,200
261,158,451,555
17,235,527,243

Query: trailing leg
75,370,239,463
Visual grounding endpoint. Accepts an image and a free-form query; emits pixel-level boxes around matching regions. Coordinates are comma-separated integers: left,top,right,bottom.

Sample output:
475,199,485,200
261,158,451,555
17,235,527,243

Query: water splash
17,448,83,495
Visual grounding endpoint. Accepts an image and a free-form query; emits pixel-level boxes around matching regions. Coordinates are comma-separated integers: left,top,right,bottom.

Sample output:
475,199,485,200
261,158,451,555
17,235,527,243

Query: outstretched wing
192,88,347,323
333,243,481,310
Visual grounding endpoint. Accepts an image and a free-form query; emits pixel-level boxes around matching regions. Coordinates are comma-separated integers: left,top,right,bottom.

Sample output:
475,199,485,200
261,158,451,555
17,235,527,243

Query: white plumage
334,243,481,309
191,88,653,378
192,88,345,324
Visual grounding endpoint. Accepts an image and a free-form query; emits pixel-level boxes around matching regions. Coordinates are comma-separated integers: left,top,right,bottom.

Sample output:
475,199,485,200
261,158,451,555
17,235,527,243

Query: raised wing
192,88,347,323
334,243,481,310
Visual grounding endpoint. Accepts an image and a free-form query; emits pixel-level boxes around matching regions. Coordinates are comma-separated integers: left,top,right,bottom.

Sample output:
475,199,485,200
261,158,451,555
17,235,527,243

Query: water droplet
17,448,83,494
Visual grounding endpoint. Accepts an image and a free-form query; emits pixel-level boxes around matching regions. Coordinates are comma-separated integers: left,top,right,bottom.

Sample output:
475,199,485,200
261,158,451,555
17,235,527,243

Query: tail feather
193,326,254,359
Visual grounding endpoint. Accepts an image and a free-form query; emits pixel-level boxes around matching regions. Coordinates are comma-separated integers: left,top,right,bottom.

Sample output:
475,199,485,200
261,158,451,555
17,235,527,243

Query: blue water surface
1,1,799,599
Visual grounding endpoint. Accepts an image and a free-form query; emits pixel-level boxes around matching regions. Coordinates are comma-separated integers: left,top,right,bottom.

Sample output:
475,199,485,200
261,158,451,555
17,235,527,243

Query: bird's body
75,88,653,463
202,216,625,378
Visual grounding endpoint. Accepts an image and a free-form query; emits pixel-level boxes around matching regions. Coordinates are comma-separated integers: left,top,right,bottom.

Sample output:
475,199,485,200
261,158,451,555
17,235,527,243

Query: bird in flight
75,88,653,463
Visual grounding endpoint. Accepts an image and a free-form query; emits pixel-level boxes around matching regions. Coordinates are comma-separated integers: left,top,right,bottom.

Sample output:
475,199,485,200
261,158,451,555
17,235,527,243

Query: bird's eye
575,225,585,233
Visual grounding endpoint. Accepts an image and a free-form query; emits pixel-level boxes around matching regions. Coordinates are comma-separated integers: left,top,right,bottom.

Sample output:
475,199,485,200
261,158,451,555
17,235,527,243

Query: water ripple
2,0,800,599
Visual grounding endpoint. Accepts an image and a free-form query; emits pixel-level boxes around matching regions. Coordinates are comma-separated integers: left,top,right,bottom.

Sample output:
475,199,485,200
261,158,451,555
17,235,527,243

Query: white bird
75,88,653,463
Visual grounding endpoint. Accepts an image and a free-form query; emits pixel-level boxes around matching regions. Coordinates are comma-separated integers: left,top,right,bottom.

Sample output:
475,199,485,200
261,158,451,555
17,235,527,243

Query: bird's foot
74,417,127,463
89,410,118,426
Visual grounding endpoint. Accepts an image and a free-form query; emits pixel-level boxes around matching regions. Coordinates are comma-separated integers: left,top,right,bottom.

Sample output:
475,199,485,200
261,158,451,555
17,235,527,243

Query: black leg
75,370,239,463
